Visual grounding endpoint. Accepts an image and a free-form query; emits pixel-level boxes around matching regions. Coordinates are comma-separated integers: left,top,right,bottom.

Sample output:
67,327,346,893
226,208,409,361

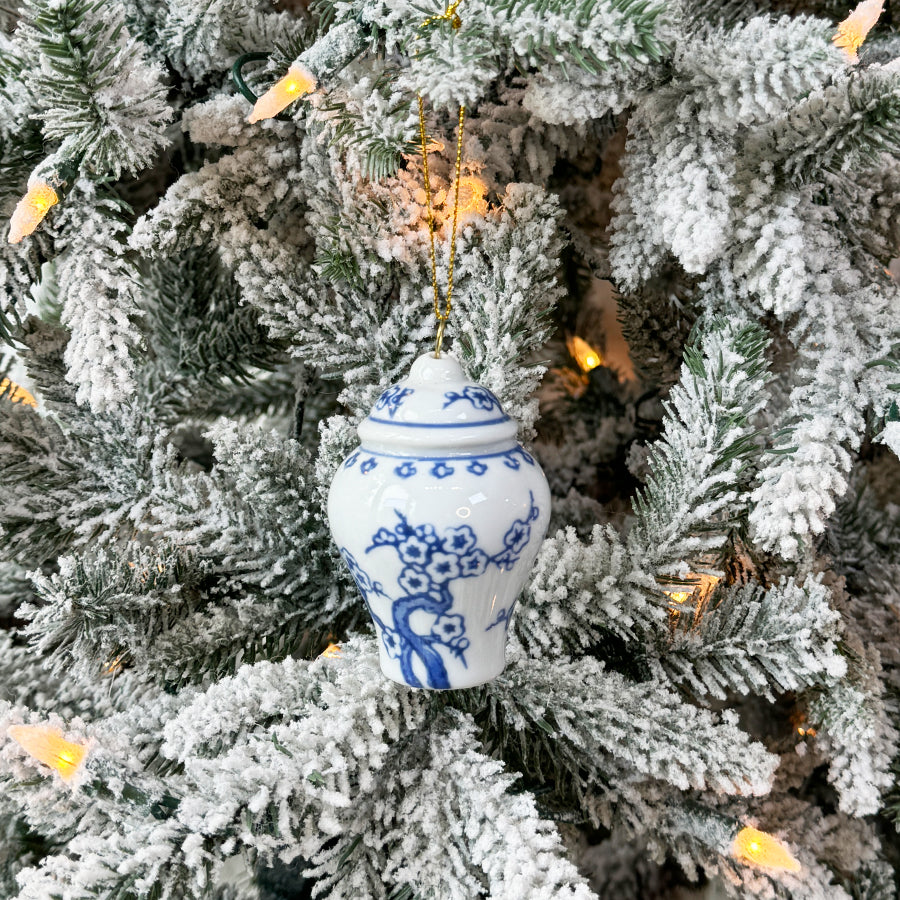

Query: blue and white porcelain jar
328,352,551,690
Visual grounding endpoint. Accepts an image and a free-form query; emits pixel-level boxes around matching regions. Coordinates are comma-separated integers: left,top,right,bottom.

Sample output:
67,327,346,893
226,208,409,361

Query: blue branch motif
443,385,503,413
374,386,413,418
340,494,540,689
485,607,513,632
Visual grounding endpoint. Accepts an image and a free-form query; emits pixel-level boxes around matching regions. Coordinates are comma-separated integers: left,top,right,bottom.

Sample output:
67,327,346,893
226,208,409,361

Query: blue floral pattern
343,445,538,479
340,494,540,689
443,385,503,413
431,461,455,479
374,386,413,418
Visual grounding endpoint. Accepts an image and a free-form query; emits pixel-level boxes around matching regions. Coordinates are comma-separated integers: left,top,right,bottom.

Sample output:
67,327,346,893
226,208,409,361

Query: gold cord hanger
417,2,466,358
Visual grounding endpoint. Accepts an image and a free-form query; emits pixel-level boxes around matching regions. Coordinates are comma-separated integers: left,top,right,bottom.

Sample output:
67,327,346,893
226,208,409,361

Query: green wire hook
231,52,270,105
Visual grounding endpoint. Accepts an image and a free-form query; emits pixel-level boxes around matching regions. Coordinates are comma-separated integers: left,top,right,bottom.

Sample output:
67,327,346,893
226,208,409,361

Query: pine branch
0,240,42,343
0,319,157,567
520,317,770,653
130,96,303,257
477,653,777,805
53,187,144,412
0,630,126,718
609,14,842,291
140,247,288,418
0,403,101,565
310,710,597,899
747,70,900,185
314,72,418,181
33,423,361,686
660,576,846,701
406,0,669,109
451,183,567,438
24,543,211,681
807,643,898,816
312,0,670,111
159,0,306,81
16,0,172,177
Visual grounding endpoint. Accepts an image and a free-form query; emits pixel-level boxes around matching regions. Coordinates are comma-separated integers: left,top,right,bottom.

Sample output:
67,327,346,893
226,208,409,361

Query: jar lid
357,352,518,453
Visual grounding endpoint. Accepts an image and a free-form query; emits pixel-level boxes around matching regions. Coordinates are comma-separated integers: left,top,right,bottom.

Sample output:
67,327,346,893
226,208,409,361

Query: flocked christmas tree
1,0,900,896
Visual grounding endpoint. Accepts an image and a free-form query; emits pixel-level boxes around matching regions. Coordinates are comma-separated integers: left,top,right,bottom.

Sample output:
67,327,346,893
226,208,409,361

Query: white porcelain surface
328,353,551,690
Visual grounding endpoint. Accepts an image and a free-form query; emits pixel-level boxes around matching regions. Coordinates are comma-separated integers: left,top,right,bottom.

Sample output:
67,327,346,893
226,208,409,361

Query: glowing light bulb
661,573,722,632
320,642,342,659
661,574,720,602
8,181,58,244
833,0,884,61
7,724,89,783
566,335,603,373
0,377,37,407
102,655,124,675
248,64,317,123
732,826,801,873
451,175,489,218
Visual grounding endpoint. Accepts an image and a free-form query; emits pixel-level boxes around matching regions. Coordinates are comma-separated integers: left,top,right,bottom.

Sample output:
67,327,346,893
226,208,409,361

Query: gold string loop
421,0,463,30
417,2,466,358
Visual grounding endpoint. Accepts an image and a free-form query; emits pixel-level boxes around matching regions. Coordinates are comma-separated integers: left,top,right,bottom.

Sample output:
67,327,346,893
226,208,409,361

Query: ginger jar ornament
328,352,551,690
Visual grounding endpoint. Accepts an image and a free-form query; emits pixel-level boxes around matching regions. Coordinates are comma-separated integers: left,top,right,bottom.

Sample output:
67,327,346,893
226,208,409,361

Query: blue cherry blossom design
340,548,373,594
381,628,403,659
486,606,514,632
445,525,477,554
350,492,540,689
414,524,440,546
399,567,430,594
360,457,378,474
425,552,461,583
467,460,488,476
344,452,360,469
432,614,465,642
459,550,488,577
431,461,454,479
504,520,531,555
394,461,417,479
398,536,431,565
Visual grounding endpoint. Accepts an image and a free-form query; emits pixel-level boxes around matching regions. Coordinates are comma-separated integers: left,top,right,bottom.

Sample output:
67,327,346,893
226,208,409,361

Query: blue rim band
366,415,511,428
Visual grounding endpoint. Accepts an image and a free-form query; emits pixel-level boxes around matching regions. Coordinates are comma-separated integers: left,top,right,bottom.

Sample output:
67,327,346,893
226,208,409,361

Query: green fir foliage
0,1,899,898
16,0,172,177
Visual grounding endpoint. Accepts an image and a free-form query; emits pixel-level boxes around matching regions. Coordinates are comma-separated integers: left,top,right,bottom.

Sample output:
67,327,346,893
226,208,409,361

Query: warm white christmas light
662,573,721,631
248,64,317,123
451,175,489,218
0,377,37,408
732,826,801,873
7,724,89,783
8,181,58,244
102,655,124,675
320,642,342,659
833,0,884,62
661,573,720,601
566,335,602,373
